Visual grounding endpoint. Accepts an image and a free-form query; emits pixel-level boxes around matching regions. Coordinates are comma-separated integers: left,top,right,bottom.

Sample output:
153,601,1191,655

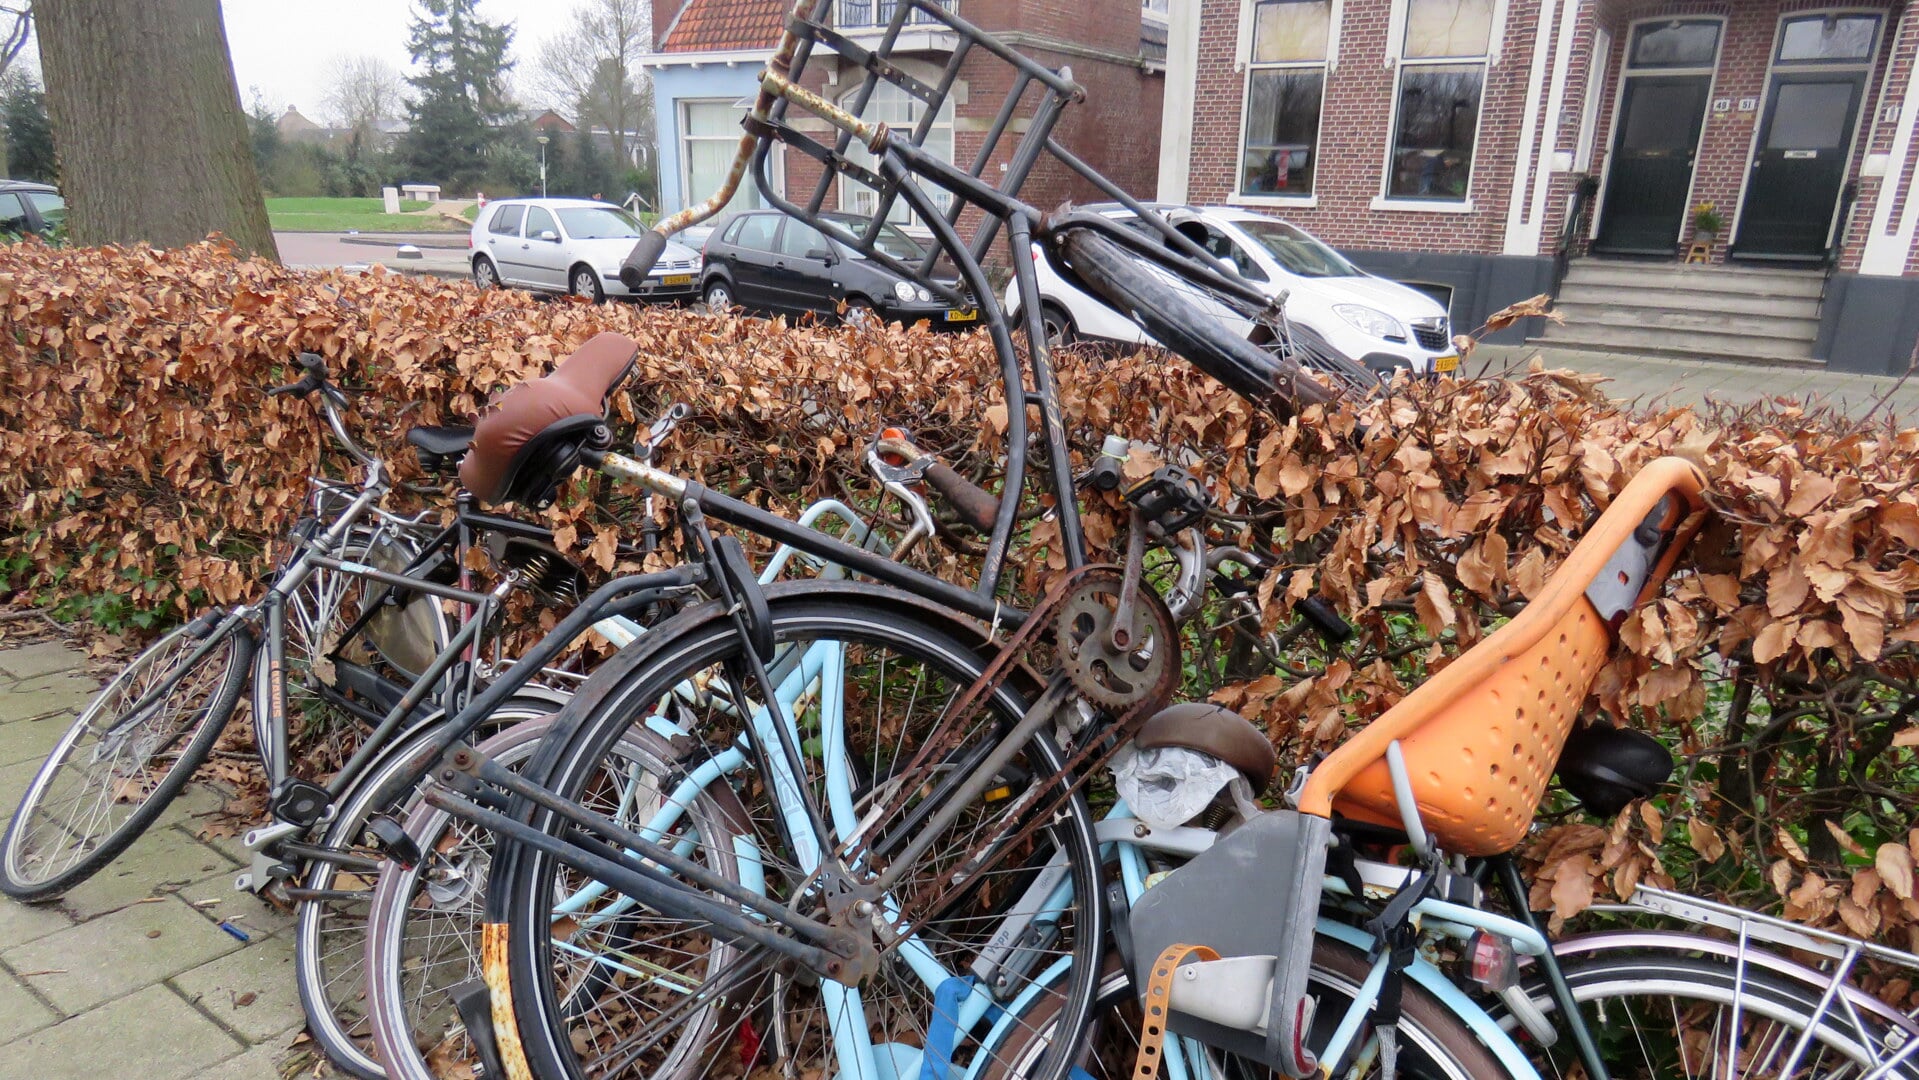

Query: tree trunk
35,0,277,259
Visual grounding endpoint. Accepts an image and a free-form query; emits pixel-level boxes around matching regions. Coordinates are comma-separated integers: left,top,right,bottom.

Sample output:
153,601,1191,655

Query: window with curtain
1386,0,1491,201
681,99,778,212
838,81,955,226
1240,0,1332,196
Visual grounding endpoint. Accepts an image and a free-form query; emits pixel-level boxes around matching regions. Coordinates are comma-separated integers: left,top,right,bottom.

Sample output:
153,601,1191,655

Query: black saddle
406,424,475,472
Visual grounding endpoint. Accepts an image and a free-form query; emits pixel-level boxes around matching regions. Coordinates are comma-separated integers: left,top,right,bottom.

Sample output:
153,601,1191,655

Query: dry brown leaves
6,241,1919,943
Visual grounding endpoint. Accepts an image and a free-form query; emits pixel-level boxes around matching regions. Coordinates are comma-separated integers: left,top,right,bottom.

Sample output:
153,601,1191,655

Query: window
1239,0,1331,197
1386,0,1492,201
681,99,778,213
1176,222,1268,281
779,220,831,258
1630,19,1720,67
0,193,26,234
488,204,525,236
1234,217,1362,277
524,206,558,239
1778,14,1877,62
838,81,954,225
823,212,928,261
732,214,780,251
556,206,645,239
23,192,62,231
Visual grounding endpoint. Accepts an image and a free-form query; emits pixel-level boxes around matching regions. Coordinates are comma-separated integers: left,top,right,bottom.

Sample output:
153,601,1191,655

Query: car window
489,204,525,236
721,217,747,244
556,206,644,240
1234,218,1361,278
524,206,558,239
1177,222,1267,282
24,192,63,230
822,212,926,262
732,214,780,252
0,193,26,233
779,220,830,258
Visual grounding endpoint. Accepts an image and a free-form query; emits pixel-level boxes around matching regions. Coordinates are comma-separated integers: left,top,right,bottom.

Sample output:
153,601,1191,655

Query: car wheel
569,265,606,303
1039,303,1077,349
845,298,879,330
704,280,733,311
472,256,499,290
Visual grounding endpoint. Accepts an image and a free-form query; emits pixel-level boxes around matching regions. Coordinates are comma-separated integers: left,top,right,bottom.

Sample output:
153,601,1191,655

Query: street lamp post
537,134,549,197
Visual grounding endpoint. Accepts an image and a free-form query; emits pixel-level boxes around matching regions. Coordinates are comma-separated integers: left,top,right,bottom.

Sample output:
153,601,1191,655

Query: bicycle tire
1515,951,1919,1079
1054,228,1342,415
0,619,255,901
292,694,564,1080
986,937,1516,1080
364,716,751,1080
495,583,1105,1080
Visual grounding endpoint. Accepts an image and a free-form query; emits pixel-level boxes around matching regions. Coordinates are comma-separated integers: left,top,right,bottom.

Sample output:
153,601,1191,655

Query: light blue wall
652,63,773,216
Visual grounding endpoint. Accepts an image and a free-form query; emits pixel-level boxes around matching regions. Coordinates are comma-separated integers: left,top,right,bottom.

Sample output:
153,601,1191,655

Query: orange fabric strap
1132,943,1222,1080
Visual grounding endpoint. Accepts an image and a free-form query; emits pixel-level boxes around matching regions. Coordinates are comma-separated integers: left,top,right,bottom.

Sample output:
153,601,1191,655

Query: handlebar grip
266,374,321,398
1296,595,1354,645
924,462,999,533
619,231,670,290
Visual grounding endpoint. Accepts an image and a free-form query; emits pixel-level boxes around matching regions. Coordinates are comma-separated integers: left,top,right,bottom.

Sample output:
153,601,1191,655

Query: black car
699,210,978,329
0,180,64,237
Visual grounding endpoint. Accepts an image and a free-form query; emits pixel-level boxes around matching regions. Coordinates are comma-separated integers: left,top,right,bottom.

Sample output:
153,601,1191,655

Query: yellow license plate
661,274,693,286
1434,353,1460,373
946,308,979,321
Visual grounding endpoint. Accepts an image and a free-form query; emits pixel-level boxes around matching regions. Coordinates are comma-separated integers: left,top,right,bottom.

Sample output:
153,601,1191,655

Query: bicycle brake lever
637,403,691,461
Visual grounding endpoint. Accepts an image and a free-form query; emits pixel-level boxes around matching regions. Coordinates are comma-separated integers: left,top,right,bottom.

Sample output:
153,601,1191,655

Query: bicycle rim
293,698,559,1080
364,717,746,1080
500,593,1104,1080
1525,954,1914,1079
0,620,253,899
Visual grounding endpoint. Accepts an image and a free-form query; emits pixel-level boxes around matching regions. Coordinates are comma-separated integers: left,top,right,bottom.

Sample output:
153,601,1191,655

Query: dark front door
1734,71,1867,259
1594,75,1712,254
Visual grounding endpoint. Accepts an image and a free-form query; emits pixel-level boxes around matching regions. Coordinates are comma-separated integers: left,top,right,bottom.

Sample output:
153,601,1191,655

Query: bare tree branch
321,53,407,136
529,0,654,175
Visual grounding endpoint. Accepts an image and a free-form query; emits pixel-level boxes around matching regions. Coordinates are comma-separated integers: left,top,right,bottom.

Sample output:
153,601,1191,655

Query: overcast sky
221,0,563,121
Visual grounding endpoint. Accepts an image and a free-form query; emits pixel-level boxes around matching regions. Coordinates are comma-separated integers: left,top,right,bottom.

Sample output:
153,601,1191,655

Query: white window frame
1230,0,1339,206
1587,15,1726,245
679,97,783,213
1375,0,1503,210
835,81,955,227
1727,8,1883,251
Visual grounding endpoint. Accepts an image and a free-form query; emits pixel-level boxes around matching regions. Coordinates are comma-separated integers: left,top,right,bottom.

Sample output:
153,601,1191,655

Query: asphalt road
274,231,470,279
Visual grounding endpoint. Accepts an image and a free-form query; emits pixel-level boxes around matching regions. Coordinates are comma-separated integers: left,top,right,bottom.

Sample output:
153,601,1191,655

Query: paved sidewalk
0,642,305,1080
1470,343,1919,423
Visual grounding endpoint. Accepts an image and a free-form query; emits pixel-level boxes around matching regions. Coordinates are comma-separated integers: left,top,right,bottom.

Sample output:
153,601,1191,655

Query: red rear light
1466,930,1517,992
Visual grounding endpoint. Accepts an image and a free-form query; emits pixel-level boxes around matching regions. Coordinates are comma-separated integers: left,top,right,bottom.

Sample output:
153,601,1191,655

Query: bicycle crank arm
280,886,372,903
273,841,384,874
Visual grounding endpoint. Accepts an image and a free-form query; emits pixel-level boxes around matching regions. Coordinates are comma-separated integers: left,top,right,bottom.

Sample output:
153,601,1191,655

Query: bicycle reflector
1465,930,1517,992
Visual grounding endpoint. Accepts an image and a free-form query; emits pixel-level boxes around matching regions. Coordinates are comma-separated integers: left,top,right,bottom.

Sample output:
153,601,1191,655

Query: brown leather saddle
458,332,640,508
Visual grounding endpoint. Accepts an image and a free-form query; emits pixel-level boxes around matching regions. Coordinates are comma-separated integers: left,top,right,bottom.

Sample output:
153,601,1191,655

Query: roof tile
661,0,786,52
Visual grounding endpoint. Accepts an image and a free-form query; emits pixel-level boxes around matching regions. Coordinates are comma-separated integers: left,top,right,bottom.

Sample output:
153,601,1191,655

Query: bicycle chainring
1055,575,1178,710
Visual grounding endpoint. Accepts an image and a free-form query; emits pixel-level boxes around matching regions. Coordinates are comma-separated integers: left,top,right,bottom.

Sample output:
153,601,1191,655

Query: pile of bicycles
8,3,1919,1079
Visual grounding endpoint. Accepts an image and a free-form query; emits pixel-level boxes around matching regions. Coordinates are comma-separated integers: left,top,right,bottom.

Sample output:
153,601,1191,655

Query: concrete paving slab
3,895,242,1013
0,710,71,767
0,677,94,724
0,643,88,681
167,932,303,1044
56,823,237,922
172,877,296,939
0,967,58,1038
0,895,73,950
194,1035,309,1080
0,983,243,1079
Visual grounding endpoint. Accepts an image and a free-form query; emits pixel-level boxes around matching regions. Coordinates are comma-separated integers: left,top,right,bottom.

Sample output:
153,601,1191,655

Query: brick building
645,0,1165,236
1160,0,1919,372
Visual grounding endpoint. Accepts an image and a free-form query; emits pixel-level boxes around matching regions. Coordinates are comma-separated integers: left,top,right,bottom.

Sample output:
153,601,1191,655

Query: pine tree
1,71,55,184
400,0,515,193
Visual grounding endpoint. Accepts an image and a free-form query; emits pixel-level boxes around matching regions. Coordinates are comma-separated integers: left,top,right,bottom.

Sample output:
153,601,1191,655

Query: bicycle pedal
269,778,333,828
365,814,423,870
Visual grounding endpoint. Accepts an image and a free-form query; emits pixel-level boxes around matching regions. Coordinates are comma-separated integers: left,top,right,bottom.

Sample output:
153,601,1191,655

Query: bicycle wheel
293,694,562,1080
497,586,1105,1080
365,716,751,1080
986,937,1516,1080
1518,952,1919,1079
0,618,255,900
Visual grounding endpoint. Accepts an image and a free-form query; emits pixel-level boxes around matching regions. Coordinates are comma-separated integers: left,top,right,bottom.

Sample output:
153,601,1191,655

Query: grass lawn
267,196,465,233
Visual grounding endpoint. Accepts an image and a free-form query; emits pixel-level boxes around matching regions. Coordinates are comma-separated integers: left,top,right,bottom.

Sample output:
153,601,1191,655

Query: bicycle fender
1316,919,1542,1080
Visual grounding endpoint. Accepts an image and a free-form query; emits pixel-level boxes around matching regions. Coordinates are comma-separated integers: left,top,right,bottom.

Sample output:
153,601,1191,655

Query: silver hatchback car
468,197,703,302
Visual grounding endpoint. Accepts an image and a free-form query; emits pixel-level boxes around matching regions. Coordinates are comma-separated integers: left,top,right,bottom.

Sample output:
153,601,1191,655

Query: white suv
1006,205,1458,377
469,197,703,303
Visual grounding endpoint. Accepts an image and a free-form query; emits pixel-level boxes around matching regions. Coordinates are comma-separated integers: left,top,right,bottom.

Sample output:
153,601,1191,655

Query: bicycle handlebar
265,352,381,471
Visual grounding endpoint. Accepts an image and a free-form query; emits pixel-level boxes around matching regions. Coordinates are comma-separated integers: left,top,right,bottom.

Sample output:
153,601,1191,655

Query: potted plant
1692,202,1724,244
